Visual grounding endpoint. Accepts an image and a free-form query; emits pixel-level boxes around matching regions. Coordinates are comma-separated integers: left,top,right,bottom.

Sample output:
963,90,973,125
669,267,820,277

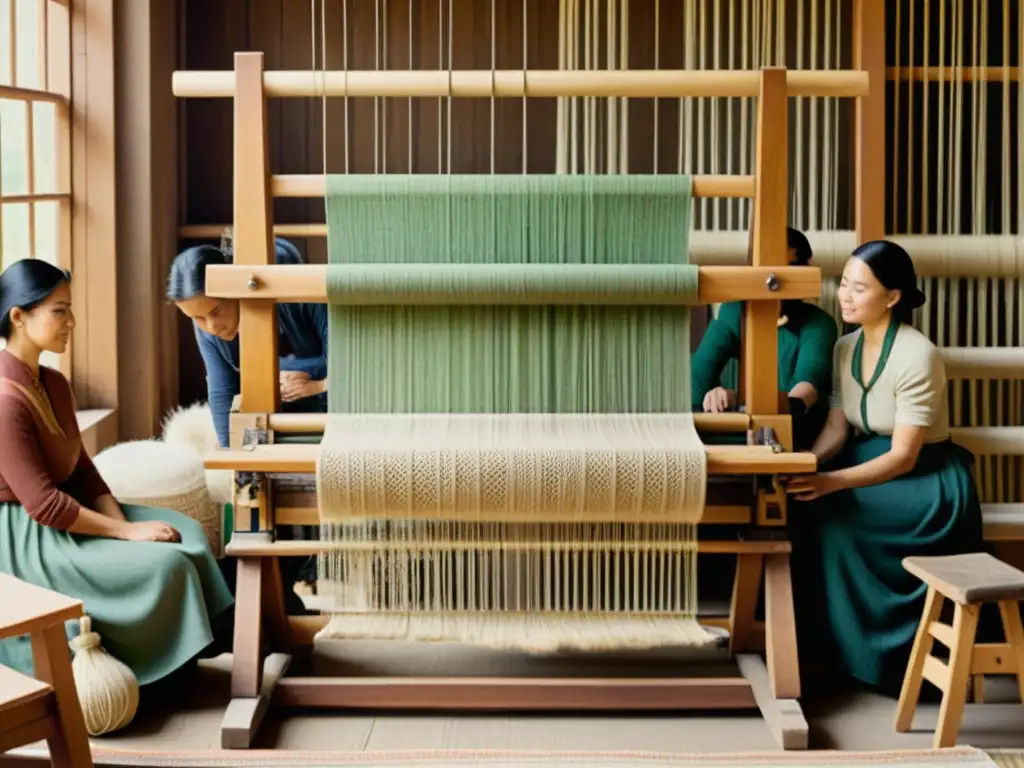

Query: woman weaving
690,227,837,449
0,259,234,688
168,237,329,449
786,240,986,695
168,238,325,604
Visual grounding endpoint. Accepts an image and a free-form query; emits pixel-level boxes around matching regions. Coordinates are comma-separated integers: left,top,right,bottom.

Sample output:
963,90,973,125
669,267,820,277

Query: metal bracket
751,426,782,453
235,427,270,495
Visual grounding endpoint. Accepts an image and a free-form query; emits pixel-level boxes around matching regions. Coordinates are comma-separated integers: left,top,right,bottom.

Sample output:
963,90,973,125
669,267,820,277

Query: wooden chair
0,574,94,767
894,552,1024,748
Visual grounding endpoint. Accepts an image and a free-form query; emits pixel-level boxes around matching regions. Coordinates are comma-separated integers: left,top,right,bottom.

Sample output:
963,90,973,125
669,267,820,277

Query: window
0,0,72,377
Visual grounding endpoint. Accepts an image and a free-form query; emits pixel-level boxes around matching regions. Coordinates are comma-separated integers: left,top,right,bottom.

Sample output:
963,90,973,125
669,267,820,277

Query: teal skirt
0,503,234,687
795,435,985,692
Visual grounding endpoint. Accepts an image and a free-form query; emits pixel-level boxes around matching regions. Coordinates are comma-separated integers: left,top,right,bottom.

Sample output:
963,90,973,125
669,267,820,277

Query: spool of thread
69,616,140,736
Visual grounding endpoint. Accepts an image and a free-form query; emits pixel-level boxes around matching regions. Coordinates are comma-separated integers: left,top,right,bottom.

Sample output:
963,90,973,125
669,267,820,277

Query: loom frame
176,53,868,752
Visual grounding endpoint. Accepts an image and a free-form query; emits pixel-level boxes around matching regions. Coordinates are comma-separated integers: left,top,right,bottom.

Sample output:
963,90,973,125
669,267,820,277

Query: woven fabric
317,413,706,523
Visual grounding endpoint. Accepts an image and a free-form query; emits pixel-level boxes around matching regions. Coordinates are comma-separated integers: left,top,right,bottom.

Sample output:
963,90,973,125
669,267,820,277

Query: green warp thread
323,174,697,415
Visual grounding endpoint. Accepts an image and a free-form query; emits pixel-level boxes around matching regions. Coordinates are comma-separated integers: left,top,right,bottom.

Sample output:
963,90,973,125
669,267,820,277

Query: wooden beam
172,68,871,100
205,442,818,476
232,52,280,415
853,0,886,243
227,538,793,558
744,68,788,417
204,264,821,305
271,174,756,199
267,410,753,434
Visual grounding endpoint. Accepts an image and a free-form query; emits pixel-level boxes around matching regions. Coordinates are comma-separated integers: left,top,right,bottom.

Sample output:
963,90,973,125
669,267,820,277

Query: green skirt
796,435,985,692
0,503,234,687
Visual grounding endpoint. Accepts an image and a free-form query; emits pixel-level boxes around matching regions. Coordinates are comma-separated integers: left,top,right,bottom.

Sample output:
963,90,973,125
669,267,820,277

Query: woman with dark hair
0,259,233,687
168,238,325,606
167,238,328,449
786,240,985,695
690,226,838,449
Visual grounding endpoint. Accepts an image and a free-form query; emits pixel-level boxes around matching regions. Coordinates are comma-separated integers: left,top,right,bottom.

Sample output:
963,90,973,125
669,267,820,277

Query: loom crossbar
205,264,822,305
171,68,869,99
187,53,879,752
207,442,817,476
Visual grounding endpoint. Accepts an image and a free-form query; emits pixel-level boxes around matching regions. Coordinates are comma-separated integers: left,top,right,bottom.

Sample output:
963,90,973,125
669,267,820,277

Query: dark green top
690,301,838,407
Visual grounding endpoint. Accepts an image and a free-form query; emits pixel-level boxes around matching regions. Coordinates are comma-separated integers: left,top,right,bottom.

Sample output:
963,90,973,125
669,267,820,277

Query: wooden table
0,573,94,766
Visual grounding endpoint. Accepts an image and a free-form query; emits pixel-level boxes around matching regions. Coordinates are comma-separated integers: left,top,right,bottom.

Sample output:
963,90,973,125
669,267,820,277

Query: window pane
32,100,56,194
1,202,31,269
0,98,29,196
15,0,41,90
33,199,57,264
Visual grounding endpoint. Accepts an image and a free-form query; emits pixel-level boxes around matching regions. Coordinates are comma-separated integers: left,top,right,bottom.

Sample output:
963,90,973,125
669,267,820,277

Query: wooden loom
172,55,868,751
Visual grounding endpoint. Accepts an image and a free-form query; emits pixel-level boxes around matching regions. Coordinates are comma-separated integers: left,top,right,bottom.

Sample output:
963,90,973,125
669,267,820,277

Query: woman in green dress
690,227,838,449
0,259,234,691
786,240,985,695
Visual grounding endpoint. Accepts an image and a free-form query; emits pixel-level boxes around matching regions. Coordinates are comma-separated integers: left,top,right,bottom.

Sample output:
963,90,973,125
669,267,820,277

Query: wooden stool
0,574,94,767
894,552,1024,749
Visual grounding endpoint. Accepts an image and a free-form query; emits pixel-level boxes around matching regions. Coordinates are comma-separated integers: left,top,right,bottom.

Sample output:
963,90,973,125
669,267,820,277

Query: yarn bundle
69,616,139,736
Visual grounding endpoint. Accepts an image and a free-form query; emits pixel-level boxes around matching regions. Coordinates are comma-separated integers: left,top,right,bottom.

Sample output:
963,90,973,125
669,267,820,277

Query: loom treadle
271,674,757,711
221,652,291,749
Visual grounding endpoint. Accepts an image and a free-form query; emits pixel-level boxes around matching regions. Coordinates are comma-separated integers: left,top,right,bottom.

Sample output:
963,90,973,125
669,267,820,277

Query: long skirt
794,435,986,693
0,503,234,687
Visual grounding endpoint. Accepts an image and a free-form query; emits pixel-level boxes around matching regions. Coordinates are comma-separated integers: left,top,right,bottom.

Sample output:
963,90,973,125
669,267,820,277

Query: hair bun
903,286,926,310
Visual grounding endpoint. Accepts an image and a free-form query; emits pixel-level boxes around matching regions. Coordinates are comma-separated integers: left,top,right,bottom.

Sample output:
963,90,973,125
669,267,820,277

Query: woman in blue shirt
167,238,328,448
167,238,326,606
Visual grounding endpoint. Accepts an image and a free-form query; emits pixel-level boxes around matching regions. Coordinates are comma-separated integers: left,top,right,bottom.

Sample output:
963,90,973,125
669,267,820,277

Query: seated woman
167,237,328,449
0,259,234,689
690,227,837,449
167,238,325,602
786,240,985,695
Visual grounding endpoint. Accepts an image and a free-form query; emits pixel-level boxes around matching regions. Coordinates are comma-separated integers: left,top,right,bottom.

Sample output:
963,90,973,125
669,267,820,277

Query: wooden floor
5,643,1023,759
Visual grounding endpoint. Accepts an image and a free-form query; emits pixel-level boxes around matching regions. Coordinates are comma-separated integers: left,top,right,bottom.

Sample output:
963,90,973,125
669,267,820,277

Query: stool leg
30,624,94,768
895,587,943,733
997,600,1024,704
934,602,979,749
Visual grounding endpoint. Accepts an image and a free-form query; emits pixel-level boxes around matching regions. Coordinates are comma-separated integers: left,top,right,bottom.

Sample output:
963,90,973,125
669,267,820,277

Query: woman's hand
280,371,326,403
119,520,181,543
702,387,736,414
784,472,843,502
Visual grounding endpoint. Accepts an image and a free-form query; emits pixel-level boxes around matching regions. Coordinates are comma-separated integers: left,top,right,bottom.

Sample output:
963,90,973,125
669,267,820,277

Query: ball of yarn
69,616,140,736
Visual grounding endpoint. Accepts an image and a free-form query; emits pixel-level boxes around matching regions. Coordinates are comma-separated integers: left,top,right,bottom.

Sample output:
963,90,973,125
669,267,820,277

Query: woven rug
7,745,1012,768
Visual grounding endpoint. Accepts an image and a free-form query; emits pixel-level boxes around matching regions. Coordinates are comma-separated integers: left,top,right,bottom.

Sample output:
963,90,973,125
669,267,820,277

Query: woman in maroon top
0,259,233,690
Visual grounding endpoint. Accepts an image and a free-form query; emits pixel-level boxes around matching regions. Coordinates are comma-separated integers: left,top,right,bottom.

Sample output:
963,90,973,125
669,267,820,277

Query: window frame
0,0,118,449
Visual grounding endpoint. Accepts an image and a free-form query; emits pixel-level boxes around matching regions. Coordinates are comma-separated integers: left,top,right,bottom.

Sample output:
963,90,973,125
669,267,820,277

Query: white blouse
829,323,950,443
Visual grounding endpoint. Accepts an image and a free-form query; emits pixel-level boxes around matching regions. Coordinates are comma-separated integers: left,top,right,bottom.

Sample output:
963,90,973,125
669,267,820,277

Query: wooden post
853,0,886,243
233,52,280,414
743,68,788,417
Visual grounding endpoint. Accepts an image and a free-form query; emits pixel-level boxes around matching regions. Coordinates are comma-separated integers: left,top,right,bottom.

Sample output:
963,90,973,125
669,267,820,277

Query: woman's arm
809,407,850,464
0,403,126,536
824,423,927,491
788,309,839,409
93,493,127,522
690,303,741,408
195,324,240,448
67,506,129,537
